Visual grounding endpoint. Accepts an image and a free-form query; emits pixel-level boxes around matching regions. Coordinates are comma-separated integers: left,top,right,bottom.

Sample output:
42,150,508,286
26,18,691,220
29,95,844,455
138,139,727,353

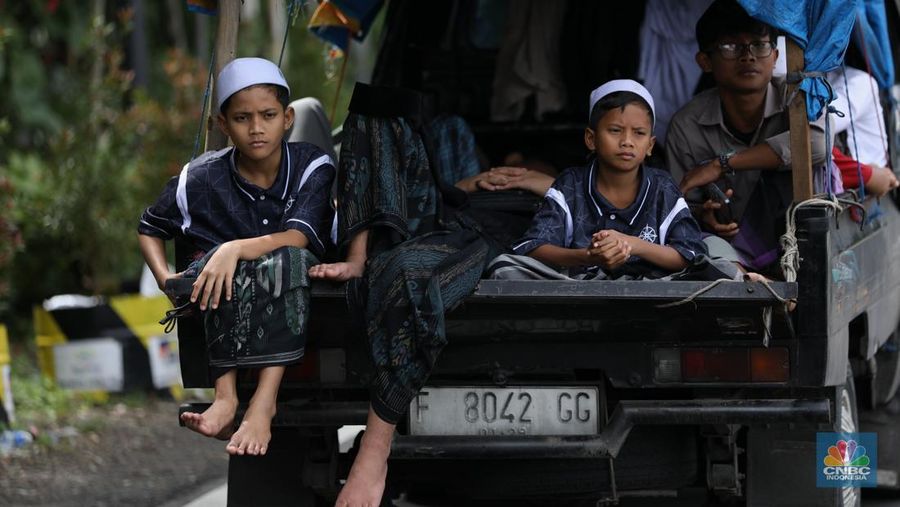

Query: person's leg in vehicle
181,369,239,440
335,408,394,507
308,230,369,282
226,365,285,456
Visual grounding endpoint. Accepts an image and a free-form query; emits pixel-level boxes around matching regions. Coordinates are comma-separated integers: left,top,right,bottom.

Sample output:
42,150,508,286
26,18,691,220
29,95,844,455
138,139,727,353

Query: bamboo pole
786,39,813,202
207,0,241,151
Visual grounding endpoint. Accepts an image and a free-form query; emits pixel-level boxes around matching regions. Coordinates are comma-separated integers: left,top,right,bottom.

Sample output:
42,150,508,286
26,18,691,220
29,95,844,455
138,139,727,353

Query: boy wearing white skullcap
138,57,336,456
510,79,706,278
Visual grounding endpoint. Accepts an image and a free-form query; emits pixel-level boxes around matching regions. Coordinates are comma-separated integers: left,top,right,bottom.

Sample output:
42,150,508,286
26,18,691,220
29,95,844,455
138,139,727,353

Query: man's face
697,32,778,94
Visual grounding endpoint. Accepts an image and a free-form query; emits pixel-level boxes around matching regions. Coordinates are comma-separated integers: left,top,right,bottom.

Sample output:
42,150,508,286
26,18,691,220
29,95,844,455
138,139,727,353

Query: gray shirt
665,77,829,222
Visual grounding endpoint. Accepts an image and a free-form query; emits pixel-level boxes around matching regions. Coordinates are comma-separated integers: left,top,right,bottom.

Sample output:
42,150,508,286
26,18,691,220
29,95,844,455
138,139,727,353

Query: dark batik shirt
138,141,336,257
512,162,706,278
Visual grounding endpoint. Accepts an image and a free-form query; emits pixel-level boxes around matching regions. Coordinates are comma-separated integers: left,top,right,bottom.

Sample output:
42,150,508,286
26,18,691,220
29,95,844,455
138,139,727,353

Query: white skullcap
216,57,290,112
588,79,655,126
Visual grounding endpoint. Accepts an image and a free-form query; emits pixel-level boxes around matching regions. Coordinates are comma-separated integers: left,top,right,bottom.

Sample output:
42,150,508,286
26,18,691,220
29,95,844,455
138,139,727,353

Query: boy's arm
191,230,307,311
529,236,632,271
625,237,688,271
138,234,177,291
528,244,592,268
594,230,687,272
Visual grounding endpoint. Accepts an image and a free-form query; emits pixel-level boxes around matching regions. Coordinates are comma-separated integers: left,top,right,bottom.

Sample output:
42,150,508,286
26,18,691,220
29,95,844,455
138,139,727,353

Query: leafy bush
2,5,202,318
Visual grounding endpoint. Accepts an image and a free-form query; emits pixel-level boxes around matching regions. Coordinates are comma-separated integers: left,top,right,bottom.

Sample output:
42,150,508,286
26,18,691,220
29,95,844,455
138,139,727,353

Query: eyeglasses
709,41,775,60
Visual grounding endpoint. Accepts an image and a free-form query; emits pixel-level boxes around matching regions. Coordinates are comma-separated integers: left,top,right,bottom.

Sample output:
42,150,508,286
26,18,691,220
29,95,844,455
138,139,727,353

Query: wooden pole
207,0,241,151
786,39,813,202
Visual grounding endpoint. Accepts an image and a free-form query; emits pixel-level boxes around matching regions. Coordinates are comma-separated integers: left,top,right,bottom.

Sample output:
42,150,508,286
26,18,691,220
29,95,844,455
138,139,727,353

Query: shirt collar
587,161,652,226
228,140,290,202
697,81,782,127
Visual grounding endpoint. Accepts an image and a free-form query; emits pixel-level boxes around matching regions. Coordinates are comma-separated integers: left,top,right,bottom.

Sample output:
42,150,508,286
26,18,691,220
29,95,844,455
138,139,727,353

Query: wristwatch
718,151,736,177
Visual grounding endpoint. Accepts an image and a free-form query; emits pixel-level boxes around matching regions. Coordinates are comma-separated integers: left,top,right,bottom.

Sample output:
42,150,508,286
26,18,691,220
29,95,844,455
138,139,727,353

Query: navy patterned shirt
512,162,706,278
138,141,336,258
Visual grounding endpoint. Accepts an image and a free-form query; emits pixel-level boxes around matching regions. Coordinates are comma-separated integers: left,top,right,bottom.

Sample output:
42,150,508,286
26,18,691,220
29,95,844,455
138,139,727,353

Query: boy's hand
159,271,184,306
191,242,242,311
588,230,632,270
700,197,740,239
475,167,527,191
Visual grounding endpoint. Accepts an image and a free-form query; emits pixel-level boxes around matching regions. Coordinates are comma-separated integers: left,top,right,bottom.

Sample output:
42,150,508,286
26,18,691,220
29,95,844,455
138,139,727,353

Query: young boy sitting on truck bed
137,57,336,456
492,79,707,280
665,0,831,277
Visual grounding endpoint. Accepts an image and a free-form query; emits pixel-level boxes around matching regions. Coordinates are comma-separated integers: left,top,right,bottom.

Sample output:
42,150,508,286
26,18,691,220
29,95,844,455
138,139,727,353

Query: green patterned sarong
186,246,319,378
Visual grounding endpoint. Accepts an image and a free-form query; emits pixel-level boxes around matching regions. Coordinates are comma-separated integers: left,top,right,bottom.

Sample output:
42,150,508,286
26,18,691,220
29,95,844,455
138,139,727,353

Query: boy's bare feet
226,400,276,456
743,271,767,282
336,409,394,507
335,434,389,507
308,261,364,282
180,397,238,440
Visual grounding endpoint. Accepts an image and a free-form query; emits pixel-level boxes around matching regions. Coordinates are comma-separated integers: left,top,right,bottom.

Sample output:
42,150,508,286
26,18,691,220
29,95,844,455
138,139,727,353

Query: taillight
654,347,789,383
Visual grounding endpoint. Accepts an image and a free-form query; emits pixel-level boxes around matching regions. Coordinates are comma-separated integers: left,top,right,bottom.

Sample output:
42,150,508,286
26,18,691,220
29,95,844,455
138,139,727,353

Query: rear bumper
181,398,829,459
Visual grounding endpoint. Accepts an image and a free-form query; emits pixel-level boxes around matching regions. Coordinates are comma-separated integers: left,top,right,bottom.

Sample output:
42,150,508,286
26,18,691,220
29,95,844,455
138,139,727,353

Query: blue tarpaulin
738,0,859,120
853,0,895,91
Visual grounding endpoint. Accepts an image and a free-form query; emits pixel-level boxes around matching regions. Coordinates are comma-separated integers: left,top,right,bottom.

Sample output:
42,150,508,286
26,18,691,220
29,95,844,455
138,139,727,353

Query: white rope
779,195,845,283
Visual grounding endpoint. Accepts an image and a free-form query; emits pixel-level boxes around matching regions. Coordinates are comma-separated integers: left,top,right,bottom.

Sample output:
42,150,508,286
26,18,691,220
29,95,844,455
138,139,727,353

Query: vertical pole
207,0,241,151
786,39,813,202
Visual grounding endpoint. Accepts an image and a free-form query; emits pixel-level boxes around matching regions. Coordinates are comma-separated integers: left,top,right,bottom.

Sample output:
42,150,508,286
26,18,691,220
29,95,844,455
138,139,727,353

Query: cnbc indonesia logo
822,439,871,482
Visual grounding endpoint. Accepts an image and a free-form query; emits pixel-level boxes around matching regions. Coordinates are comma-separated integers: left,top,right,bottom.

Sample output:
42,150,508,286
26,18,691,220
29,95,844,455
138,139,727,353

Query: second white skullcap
588,79,655,126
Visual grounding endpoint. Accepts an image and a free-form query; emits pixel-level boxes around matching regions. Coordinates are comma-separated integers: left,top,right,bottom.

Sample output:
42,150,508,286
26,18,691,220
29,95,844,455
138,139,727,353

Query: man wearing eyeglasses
665,0,830,277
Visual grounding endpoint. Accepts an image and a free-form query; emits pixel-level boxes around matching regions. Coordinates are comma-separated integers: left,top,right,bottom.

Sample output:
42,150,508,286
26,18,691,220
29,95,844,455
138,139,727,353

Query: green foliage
1,4,201,319
8,349,94,431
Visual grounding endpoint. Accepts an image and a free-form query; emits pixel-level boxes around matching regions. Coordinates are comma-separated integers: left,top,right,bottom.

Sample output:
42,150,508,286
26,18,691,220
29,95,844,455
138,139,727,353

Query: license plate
408,386,599,436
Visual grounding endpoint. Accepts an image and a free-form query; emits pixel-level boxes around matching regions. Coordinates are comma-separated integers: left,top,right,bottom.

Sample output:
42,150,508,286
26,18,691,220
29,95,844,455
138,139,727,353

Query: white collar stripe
629,179,651,226
229,149,256,201
235,183,256,201
281,143,291,200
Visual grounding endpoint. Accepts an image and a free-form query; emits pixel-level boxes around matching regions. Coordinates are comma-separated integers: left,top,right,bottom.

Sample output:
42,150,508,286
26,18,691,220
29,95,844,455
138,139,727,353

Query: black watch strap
719,153,735,176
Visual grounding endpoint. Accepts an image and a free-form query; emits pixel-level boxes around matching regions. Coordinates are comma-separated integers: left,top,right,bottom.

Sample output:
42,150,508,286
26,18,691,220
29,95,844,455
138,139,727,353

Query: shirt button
262,218,269,225
610,214,616,220
260,195,266,200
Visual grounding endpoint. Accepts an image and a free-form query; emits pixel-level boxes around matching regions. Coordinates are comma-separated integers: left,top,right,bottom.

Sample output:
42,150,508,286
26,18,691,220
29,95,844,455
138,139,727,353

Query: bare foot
180,398,237,440
335,432,389,507
743,272,768,282
308,261,364,282
226,402,275,456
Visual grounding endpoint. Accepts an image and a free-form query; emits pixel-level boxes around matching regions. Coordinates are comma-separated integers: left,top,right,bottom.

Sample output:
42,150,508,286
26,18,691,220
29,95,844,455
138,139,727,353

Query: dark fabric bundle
337,83,501,424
